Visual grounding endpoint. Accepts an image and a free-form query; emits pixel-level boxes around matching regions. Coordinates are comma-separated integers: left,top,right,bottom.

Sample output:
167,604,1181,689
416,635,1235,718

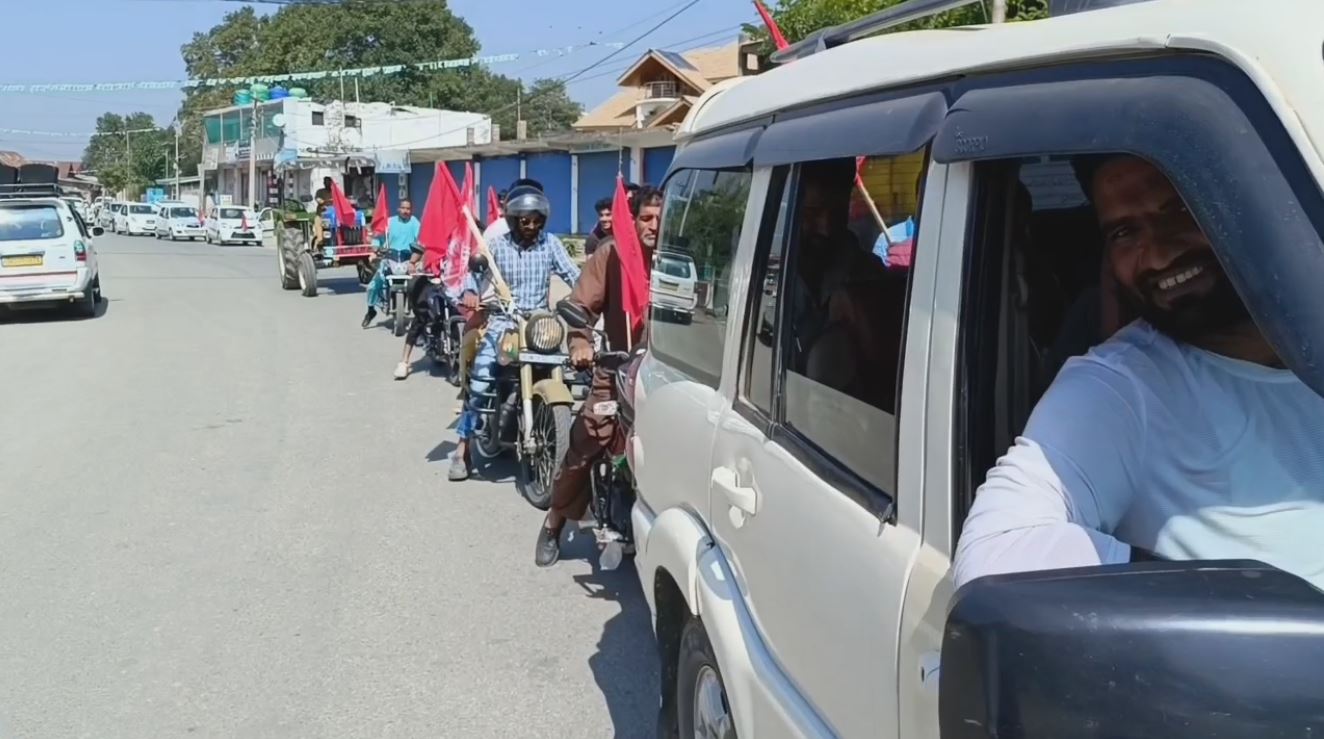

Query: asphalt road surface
0,234,659,739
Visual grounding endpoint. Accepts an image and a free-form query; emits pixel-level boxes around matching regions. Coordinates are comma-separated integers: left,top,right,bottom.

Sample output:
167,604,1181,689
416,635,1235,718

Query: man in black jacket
583,197,613,256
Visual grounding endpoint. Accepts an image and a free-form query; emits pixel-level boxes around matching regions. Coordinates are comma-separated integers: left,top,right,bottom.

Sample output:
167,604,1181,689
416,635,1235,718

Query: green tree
175,0,582,171
81,112,173,198
743,0,1048,52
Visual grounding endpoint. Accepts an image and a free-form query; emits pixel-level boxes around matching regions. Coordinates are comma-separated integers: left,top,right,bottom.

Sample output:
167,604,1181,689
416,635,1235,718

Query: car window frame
944,53,1324,545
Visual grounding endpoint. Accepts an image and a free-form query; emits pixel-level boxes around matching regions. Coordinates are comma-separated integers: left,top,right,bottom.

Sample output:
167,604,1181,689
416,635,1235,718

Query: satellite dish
270,113,287,128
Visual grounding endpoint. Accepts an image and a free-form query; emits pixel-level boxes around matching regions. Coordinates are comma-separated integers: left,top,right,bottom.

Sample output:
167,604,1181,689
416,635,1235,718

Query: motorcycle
555,298,645,571
466,297,577,510
370,248,414,337
421,284,467,386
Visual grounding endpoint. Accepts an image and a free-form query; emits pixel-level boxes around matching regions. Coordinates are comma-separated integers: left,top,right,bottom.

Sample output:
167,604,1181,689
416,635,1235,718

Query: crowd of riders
359,175,659,567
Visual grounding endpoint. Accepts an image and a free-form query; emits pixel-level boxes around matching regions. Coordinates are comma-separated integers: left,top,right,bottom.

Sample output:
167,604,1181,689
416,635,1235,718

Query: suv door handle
712,466,758,516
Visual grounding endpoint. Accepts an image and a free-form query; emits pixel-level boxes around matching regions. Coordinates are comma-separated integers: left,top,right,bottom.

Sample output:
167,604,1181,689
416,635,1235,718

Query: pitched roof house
574,42,744,131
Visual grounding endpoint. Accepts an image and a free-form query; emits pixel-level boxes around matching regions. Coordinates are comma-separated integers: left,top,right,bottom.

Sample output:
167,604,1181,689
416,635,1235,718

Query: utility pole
991,0,1007,23
124,128,132,200
173,123,181,200
247,100,259,209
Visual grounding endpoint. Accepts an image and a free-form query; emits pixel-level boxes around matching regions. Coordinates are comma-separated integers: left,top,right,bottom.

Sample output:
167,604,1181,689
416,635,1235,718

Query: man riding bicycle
533,186,663,567
362,199,422,329
449,185,580,482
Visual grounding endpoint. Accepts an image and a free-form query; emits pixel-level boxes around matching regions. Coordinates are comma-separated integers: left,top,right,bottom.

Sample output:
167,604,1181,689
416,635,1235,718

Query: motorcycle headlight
497,329,521,366
524,312,564,353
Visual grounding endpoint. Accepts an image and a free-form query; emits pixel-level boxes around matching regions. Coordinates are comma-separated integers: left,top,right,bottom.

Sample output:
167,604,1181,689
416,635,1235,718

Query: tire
279,229,303,290
517,399,572,510
297,252,318,297
473,390,510,461
676,618,735,739
73,277,98,319
392,301,407,337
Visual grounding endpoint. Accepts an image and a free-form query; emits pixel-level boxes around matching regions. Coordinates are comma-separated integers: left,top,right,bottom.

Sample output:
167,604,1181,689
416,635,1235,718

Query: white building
200,98,490,209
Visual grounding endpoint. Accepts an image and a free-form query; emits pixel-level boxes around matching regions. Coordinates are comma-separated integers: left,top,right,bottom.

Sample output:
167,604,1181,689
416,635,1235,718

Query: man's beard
1120,258,1251,344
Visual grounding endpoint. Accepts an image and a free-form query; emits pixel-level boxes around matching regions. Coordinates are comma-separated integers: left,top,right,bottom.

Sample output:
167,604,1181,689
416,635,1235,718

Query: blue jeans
457,319,510,440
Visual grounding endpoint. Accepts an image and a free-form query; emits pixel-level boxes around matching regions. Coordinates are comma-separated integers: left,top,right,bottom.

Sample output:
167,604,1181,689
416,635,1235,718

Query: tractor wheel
278,232,300,291
297,252,318,297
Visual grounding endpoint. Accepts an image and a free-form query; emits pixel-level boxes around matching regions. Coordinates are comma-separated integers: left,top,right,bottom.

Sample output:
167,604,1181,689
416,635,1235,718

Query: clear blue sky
1,0,755,161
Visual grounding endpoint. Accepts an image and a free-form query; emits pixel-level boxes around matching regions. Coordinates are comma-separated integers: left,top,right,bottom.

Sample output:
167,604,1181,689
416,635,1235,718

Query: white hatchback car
650,250,698,324
632,0,1324,737
205,206,261,246
0,192,102,317
154,204,205,241
116,202,157,236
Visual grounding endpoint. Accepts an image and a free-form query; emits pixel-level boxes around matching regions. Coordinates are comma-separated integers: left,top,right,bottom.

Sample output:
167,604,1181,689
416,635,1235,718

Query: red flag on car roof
418,163,454,276
486,186,501,226
240,208,251,233
754,0,790,50
329,180,357,226
371,182,390,238
611,175,649,330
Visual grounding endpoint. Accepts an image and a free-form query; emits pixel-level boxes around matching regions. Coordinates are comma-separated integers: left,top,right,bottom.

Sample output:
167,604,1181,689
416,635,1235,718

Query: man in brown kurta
534,187,664,567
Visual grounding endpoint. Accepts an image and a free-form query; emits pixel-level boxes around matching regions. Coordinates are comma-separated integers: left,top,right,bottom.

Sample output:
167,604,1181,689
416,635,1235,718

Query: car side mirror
92,226,104,236
556,298,592,329
940,560,1324,738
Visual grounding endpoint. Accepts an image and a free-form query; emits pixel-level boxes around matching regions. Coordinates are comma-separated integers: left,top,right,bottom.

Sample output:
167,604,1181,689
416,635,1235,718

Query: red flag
442,165,472,293
240,209,250,232
611,175,649,330
329,180,357,227
418,163,454,276
486,186,501,226
461,162,475,217
754,0,790,51
371,182,390,238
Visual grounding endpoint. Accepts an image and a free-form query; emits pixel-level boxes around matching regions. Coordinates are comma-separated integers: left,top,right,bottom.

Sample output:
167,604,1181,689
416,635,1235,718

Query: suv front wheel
676,617,736,739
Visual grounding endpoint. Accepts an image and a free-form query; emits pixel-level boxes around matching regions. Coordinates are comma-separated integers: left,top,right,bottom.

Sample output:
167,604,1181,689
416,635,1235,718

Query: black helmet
505,188,550,241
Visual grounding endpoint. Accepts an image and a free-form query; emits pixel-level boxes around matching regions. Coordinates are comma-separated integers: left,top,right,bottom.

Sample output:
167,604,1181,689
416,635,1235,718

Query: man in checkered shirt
449,185,580,481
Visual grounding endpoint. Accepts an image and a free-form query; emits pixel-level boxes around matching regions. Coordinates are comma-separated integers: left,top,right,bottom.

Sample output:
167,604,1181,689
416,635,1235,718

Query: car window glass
649,168,752,388
0,205,65,241
743,174,793,417
779,150,927,491
130,205,153,214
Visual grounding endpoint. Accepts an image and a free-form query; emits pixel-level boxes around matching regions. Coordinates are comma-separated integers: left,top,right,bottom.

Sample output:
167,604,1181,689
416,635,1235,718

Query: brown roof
0,151,25,168
574,42,741,132
648,96,699,129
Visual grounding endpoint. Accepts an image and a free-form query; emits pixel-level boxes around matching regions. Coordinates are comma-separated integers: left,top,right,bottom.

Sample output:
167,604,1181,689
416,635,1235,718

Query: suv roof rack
0,182,62,200
769,0,1155,64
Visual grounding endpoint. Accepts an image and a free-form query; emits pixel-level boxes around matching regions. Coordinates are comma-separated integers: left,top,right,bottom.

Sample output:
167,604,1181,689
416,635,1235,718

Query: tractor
276,200,377,297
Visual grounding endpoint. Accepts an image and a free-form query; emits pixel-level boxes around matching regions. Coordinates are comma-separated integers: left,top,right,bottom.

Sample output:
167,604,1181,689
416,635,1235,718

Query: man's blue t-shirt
384,215,421,258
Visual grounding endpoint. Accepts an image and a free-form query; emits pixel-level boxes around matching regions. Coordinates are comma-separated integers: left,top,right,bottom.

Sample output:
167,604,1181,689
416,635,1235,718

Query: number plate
517,352,567,366
2,254,42,268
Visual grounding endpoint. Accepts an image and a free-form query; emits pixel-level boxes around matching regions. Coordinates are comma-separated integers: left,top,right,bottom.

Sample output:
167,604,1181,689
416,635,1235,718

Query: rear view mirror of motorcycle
556,298,594,330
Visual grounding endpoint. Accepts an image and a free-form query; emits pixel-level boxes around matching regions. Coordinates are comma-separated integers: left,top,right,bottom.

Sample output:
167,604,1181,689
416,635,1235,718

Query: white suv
632,0,1324,736
0,192,103,317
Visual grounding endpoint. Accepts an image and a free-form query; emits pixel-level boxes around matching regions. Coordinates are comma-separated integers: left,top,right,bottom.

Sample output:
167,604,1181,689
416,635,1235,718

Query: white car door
704,151,936,737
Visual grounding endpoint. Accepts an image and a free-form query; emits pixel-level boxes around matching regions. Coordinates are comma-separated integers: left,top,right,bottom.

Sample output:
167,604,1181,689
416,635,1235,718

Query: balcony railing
641,80,679,100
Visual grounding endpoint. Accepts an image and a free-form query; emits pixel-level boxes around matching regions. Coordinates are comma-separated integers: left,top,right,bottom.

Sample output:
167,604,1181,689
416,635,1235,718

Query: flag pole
461,205,512,302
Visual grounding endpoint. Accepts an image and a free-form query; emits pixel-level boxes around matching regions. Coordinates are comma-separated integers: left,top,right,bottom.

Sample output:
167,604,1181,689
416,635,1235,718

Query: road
0,234,658,739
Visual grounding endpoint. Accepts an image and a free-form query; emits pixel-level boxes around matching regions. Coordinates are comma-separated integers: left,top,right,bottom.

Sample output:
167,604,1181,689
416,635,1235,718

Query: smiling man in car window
954,154,1324,591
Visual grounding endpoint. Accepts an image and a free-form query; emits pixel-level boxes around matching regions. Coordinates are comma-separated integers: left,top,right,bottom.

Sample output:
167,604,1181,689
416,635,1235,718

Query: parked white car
650,250,697,324
631,0,1324,736
0,190,102,317
154,204,205,241
100,202,122,231
205,206,261,246
115,203,157,236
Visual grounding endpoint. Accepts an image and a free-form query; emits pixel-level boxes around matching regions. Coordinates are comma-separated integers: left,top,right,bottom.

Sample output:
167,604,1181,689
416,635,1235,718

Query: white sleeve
953,358,1148,588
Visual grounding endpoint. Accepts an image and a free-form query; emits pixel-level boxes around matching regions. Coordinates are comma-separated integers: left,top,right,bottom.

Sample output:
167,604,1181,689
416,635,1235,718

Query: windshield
0,205,65,241
170,207,198,219
220,208,247,219
130,204,154,215
656,255,693,279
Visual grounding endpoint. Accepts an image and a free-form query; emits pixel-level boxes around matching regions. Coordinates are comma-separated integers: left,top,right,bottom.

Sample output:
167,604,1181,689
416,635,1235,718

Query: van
631,0,1324,736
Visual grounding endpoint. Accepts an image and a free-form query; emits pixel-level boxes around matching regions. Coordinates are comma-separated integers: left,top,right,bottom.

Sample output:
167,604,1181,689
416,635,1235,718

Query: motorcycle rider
449,187,580,482
534,186,664,567
362,199,422,329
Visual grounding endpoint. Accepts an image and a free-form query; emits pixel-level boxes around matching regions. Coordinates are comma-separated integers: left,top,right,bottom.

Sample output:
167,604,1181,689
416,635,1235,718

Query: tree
743,0,1048,52
81,112,173,198
175,0,582,171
